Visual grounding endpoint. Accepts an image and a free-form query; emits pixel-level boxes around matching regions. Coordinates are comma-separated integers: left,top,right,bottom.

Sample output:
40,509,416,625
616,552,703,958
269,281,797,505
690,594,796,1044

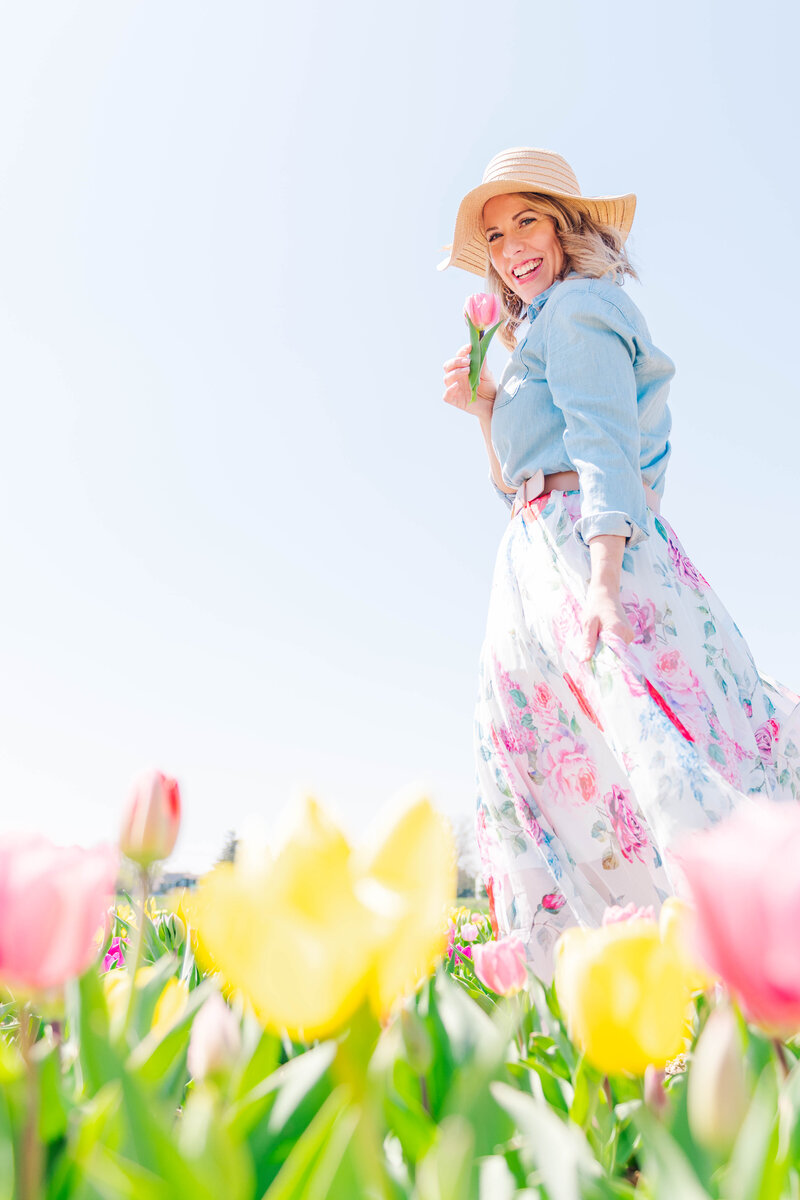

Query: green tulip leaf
228,1040,337,1195
722,1064,786,1200
37,1041,70,1144
634,1107,712,1200
415,1115,475,1200
127,977,215,1105
491,1081,601,1199
261,1085,352,1200
68,967,126,1095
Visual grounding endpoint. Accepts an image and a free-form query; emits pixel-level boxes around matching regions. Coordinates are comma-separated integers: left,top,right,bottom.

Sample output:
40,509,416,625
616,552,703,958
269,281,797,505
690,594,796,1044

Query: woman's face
482,194,565,302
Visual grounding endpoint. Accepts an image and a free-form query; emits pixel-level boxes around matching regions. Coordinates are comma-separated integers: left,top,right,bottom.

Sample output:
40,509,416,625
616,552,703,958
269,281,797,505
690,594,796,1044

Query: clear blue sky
1,0,798,870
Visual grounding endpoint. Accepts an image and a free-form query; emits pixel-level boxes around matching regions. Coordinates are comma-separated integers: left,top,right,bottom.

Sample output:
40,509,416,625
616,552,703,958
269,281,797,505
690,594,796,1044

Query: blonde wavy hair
484,193,638,349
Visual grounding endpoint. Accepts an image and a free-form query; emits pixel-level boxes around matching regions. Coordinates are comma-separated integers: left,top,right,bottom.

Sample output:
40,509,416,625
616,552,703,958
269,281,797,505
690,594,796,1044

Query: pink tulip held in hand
677,801,800,1036
463,292,501,332
463,292,502,403
0,835,118,993
120,770,181,868
473,934,528,996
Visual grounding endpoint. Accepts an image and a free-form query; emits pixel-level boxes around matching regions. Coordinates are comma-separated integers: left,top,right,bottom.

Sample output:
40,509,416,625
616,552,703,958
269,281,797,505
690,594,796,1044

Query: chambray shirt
491,274,674,548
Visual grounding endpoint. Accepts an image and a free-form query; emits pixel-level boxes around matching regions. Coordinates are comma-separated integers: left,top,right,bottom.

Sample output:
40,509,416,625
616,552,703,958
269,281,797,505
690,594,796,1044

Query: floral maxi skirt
474,489,800,981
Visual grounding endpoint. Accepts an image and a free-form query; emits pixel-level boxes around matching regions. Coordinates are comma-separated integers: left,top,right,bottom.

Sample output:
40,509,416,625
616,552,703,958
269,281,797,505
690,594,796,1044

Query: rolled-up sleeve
544,289,649,548
490,476,515,510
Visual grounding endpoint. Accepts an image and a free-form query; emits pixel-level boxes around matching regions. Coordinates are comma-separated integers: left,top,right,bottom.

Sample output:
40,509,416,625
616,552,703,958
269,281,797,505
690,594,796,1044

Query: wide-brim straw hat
438,147,636,276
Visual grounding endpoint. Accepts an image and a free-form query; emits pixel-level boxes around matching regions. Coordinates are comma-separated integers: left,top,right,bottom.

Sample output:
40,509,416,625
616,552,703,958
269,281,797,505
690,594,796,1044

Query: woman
441,147,800,981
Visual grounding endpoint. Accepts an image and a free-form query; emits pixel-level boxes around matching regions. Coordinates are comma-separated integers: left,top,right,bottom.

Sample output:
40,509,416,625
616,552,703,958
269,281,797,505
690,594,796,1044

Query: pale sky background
1,0,798,871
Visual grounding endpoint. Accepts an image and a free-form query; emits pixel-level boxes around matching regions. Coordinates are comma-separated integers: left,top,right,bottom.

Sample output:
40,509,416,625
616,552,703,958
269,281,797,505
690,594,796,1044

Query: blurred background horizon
1,0,798,872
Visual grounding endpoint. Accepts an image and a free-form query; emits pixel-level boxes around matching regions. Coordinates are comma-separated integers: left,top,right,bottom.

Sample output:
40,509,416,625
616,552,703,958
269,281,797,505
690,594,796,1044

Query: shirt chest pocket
493,363,530,410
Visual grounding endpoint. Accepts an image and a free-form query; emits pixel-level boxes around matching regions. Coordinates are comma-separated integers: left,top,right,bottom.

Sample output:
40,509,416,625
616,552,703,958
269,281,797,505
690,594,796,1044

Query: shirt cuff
490,476,516,510
574,509,648,549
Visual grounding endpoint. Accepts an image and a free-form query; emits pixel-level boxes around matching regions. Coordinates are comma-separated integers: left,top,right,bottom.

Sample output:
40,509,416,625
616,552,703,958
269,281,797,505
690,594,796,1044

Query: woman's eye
520,217,536,226
487,231,501,243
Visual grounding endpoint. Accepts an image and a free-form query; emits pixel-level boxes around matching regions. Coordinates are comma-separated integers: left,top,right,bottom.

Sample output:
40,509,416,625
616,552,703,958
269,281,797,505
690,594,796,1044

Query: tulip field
2,778,800,1198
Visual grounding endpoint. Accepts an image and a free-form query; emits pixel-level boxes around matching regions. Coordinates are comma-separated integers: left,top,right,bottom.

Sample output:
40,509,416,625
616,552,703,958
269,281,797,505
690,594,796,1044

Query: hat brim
438,179,637,275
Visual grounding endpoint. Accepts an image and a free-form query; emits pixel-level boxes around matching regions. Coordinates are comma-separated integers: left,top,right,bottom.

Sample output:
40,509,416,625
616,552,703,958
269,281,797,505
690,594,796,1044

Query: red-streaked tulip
473,935,528,995
120,770,181,868
0,835,118,993
677,802,800,1035
187,991,242,1081
464,292,501,332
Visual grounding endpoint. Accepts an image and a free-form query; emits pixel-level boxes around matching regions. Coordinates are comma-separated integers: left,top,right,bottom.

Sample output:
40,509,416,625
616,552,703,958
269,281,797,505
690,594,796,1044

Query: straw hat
438,147,636,276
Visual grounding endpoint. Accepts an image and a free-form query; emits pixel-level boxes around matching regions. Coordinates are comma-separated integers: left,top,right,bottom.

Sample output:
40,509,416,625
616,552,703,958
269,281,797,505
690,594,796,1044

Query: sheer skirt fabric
474,489,800,982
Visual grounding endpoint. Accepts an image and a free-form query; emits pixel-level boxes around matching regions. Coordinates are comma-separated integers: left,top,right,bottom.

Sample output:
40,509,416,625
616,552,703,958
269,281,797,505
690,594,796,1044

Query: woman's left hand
580,585,635,661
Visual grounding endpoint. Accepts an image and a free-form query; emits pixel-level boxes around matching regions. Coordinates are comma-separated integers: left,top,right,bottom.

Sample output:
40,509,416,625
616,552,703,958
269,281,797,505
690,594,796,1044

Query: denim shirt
491,274,674,548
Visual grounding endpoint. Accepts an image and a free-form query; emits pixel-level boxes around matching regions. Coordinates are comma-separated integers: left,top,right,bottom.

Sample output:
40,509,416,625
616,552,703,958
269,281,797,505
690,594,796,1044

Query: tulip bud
155,912,186,953
464,292,501,332
187,992,241,1082
120,771,181,868
643,1065,669,1116
687,1005,750,1154
460,922,479,943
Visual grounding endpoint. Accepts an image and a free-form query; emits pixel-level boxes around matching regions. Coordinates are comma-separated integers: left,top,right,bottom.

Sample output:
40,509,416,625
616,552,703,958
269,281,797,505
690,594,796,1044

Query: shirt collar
526,272,577,322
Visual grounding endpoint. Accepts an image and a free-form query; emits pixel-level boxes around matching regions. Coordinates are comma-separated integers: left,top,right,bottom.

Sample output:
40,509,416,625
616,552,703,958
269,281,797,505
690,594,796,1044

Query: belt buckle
512,468,545,519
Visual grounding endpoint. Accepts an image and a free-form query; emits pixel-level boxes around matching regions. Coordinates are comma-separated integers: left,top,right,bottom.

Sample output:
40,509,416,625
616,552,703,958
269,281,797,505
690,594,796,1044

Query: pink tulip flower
677,802,800,1035
460,921,479,942
0,834,118,993
464,292,501,332
120,770,181,868
473,934,528,996
103,936,127,972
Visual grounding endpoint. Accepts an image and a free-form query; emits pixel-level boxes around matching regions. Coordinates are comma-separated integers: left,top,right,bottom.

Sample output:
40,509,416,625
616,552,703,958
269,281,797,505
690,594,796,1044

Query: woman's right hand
442,344,497,421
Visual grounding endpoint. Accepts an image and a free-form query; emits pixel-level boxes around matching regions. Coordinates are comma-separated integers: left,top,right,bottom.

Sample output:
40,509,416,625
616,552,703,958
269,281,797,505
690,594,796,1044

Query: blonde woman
441,147,799,981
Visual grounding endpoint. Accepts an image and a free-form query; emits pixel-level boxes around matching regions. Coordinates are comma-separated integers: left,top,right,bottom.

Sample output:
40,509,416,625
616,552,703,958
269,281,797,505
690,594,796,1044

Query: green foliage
4,900,800,1198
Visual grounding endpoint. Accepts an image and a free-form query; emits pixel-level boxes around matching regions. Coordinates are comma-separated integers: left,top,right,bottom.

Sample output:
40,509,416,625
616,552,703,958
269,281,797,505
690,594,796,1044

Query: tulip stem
419,1075,430,1115
603,1076,614,1112
19,1006,43,1200
122,866,151,1038
773,1038,792,1079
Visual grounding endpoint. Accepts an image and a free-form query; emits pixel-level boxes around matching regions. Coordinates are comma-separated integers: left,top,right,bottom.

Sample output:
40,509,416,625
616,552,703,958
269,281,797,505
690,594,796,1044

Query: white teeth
513,259,542,278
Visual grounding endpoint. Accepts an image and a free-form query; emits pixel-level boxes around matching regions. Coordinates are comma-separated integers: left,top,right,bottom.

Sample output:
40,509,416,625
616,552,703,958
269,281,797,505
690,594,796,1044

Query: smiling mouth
512,258,543,280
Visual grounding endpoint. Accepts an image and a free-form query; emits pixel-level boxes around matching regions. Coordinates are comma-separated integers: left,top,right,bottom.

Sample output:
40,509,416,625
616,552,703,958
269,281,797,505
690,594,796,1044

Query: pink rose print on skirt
667,531,709,589
552,595,584,654
540,731,599,805
621,593,656,645
530,681,561,728
602,902,655,925
514,797,546,845
541,892,566,911
755,718,780,763
655,649,706,715
604,785,649,864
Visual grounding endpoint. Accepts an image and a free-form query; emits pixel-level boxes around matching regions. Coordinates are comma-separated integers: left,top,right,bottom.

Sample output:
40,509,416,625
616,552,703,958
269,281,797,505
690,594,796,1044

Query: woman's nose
504,230,526,258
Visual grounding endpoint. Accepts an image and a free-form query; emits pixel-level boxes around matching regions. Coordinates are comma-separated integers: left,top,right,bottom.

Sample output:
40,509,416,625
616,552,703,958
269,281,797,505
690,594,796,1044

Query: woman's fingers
580,616,601,662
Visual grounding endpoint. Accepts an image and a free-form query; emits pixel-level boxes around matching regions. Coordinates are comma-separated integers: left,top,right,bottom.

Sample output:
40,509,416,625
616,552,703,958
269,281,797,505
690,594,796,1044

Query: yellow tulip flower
187,795,456,1041
152,977,189,1034
102,965,186,1035
555,919,693,1076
